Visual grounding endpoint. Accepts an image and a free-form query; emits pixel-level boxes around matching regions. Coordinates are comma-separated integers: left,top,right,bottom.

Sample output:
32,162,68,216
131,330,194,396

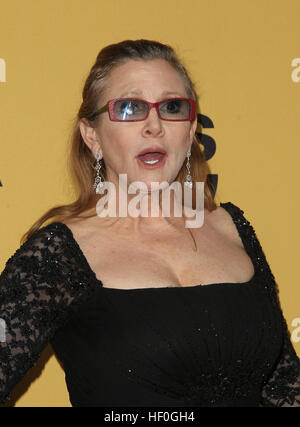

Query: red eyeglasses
88,97,196,122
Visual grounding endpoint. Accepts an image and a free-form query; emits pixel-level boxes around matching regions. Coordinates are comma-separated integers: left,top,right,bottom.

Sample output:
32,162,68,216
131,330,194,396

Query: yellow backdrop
0,0,299,407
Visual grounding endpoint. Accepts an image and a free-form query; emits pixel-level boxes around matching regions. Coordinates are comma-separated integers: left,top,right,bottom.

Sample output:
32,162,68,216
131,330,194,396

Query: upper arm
0,223,96,404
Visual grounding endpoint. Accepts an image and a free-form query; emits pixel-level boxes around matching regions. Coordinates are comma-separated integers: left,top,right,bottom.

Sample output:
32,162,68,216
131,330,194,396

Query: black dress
0,202,299,407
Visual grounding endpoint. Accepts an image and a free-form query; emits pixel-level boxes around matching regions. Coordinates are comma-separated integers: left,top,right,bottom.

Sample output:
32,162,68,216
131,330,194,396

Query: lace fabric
260,312,300,406
0,225,98,404
0,201,299,406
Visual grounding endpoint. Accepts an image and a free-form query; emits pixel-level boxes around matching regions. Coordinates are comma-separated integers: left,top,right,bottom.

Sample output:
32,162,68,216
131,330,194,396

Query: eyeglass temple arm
88,104,108,120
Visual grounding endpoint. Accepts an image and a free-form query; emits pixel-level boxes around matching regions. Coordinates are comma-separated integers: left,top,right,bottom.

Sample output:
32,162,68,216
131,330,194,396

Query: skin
79,59,197,235
70,59,255,288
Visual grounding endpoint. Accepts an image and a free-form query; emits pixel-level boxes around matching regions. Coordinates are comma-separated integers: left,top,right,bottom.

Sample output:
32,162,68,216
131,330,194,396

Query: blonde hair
21,39,218,244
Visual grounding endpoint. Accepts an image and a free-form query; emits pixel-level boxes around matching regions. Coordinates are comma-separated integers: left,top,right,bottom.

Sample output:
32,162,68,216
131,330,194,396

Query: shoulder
6,222,74,268
24,221,72,251
1,222,71,284
59,217,94,246
60,214,109,247
206,202,248,249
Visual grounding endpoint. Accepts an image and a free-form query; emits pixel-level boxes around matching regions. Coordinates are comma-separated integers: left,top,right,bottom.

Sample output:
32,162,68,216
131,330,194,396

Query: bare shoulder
61,215,98,242
206,205,244,249
61,217,84,231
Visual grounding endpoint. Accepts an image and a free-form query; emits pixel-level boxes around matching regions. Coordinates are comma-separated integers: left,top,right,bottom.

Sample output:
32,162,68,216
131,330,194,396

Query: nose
141,105,164,137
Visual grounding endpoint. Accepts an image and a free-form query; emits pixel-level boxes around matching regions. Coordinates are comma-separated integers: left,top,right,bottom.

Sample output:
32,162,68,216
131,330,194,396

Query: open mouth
137,152,167,169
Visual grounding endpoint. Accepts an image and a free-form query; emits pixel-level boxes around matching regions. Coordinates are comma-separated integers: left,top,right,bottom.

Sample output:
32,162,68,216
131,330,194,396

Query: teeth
143,159,159,164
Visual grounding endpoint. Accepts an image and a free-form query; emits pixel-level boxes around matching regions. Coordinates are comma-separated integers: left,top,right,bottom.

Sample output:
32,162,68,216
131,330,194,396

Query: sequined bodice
1,202,300,407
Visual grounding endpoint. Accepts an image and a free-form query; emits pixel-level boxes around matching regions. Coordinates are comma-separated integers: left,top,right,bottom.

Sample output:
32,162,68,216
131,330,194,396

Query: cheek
101,124,125,149
100,124,137,162
170,125,191,146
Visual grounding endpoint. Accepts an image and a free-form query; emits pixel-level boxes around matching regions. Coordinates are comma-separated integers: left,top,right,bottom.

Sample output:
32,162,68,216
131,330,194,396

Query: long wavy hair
21,39,218,245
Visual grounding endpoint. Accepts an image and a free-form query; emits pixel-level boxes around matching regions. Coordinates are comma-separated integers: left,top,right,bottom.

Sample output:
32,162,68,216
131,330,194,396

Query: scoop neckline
50,206,259,293
99,272,258,292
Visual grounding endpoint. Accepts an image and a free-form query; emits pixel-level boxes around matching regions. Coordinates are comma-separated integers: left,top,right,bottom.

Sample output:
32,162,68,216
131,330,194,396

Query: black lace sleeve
260,312,300,407
225,202,300,407
0,222,98,404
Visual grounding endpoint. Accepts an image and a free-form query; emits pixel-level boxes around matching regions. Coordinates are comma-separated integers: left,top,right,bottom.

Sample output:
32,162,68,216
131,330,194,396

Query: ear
79,118,103,158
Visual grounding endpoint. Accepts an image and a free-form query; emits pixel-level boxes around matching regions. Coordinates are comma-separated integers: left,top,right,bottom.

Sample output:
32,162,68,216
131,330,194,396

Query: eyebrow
118,90,186,98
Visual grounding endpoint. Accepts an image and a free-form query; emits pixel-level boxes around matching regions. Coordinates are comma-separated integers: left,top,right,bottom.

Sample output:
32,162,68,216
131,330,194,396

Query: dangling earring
93,151,105,193
184,149,193,188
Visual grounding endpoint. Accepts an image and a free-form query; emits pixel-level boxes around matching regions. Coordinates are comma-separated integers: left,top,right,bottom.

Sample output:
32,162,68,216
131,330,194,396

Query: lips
138,152,165,162
137,146,167,158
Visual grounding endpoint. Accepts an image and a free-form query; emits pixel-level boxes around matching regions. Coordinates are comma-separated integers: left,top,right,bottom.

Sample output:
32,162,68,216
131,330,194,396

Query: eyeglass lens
113,99,191,121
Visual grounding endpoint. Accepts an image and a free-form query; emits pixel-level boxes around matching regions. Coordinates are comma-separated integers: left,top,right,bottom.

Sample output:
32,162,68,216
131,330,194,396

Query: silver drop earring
184,149,193,188
93,151,105,193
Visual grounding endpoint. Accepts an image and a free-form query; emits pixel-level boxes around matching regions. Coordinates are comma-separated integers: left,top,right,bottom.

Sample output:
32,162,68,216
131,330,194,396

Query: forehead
102,59,187,101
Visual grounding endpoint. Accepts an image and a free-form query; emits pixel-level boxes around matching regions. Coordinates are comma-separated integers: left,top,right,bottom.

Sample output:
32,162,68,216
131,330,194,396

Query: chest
77,222,255,289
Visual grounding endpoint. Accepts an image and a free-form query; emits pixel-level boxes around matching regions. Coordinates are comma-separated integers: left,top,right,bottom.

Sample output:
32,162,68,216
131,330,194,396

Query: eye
161,99,181,114
119,101,139,115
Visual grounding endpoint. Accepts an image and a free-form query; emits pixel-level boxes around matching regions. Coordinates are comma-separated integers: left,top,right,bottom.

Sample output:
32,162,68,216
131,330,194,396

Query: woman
0,39,299,407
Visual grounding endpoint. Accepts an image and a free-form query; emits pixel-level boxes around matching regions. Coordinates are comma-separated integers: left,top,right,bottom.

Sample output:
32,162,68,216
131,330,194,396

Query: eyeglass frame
88,97,196,122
